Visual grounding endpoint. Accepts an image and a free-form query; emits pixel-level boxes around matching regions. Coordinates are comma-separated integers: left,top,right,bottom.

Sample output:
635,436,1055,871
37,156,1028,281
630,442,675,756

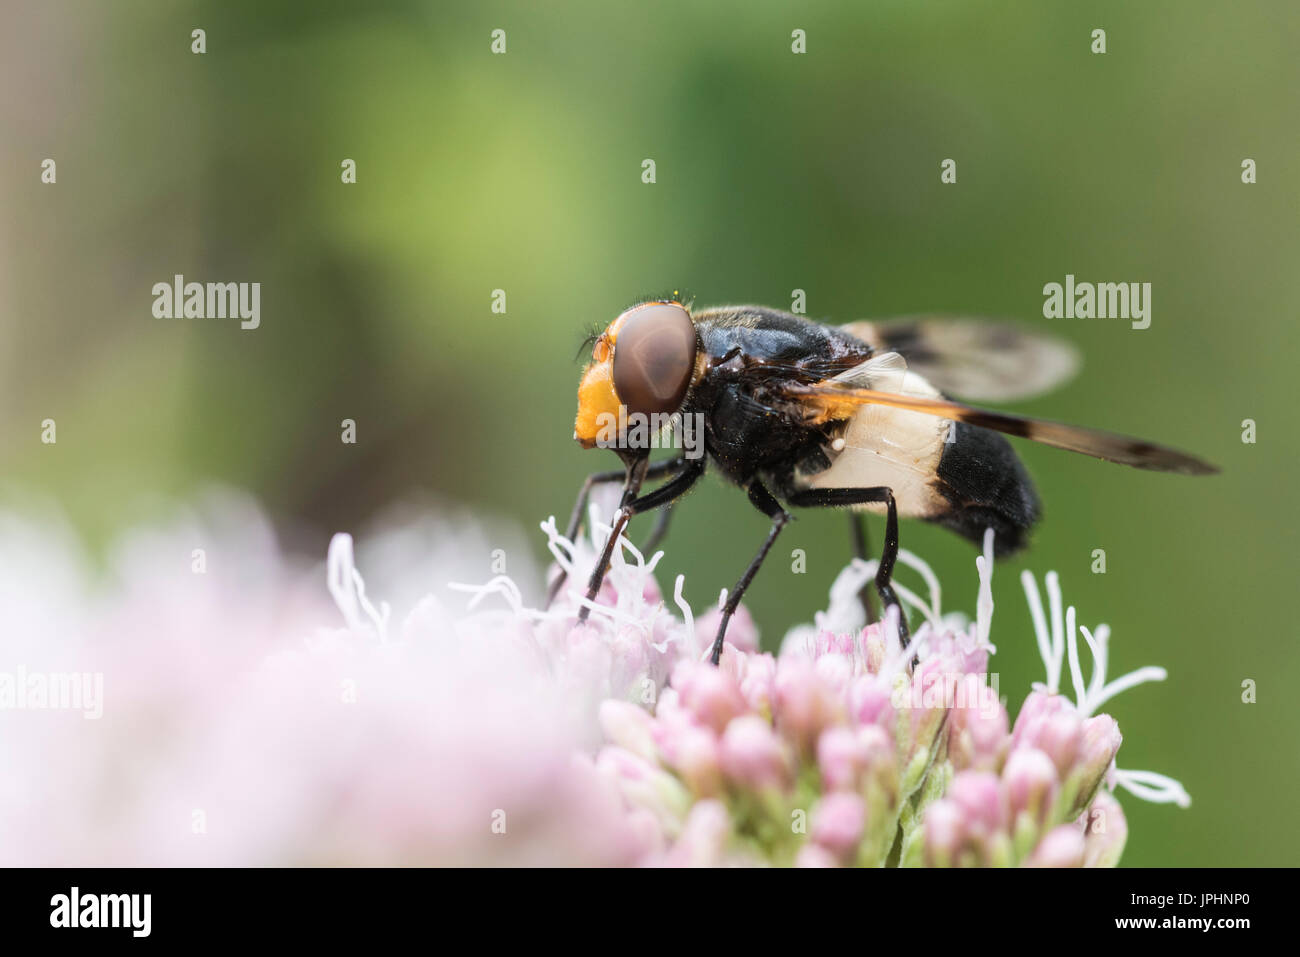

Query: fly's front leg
575,458,705,622
709,482,791,666
787,486,908,647
546,456,684,607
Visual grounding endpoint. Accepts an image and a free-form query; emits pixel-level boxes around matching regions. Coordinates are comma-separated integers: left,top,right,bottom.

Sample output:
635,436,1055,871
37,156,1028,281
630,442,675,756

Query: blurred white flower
0,491,661,865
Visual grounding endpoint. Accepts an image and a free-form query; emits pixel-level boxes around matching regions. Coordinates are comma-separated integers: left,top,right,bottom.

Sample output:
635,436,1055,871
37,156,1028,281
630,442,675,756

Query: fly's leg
576,458,705,622
787,486,908,647
708,482,791,666
546,456,683,607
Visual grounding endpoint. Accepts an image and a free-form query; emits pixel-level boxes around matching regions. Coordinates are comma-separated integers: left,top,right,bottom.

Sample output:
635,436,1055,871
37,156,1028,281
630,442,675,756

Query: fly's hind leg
788,487,909,647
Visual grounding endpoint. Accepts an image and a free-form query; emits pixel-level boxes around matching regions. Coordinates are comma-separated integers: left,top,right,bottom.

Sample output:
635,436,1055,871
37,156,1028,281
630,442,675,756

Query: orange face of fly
574,301,700,449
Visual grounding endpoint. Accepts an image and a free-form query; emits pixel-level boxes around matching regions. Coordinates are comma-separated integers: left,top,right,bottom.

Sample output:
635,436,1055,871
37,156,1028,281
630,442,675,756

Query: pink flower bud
673,724,723,798
949,696,1010,772
926,629,990,677
671,660,747,734
663,800,731,867
1010,691,1070,746
736,652,777,715
624,808,666,859
859,622,890,673
813,652,856,694
608,624,653,687
774,658,842,749
648,705,721,795
848,674,895,729
1081,790,1128,868
811,792,866,861
900,655,956,753
1003,747,1059,828
795,843,841,868
923,799,967,867
719,715,793,791
856,723,895,772
856,724,900,808
817,726,868,792
598,700,657,762
1025,824,1086,867
1076,715,1123,794
947,771,1007,842
596,746,691,832
1016,709,1083,778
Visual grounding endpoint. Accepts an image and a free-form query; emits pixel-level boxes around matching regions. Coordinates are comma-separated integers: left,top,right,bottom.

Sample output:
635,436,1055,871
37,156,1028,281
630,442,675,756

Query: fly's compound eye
612,302,697,417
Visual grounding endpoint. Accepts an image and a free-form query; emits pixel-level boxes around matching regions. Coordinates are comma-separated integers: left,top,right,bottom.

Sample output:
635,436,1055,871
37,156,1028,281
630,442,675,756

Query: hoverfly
550,299,1217,665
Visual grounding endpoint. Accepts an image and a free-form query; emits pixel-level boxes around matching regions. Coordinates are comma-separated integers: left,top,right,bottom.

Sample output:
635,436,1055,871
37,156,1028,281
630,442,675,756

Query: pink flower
602,530,1188,868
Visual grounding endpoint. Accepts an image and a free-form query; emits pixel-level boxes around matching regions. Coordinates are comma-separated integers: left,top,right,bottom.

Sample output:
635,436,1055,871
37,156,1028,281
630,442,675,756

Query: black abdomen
932,422,1041,556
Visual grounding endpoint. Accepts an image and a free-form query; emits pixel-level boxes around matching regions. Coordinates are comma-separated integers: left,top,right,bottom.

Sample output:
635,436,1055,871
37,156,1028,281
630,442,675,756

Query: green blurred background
2,0,1296,865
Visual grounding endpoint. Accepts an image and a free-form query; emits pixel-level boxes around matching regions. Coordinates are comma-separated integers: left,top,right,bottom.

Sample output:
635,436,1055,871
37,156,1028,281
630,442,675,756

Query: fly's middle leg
787,486,909,648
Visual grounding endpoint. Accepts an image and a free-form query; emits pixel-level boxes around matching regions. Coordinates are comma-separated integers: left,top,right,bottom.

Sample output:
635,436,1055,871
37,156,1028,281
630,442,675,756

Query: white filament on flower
1066,604,1086,706
897,546,943,625
813,548,948,638
447,575,527,615
326,532,391,641
1020,565,1187,807
1111,768,1192,808
892,580,942,633
536,507,694,660
1080,622,1109,704
1021,568,1055,690
974,527,996,649
539,515,579,580
1085,662,1168,718
672,574,699,659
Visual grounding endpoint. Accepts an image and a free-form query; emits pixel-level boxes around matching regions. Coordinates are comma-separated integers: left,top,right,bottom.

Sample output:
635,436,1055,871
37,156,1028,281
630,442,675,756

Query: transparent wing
840,317,1081,402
